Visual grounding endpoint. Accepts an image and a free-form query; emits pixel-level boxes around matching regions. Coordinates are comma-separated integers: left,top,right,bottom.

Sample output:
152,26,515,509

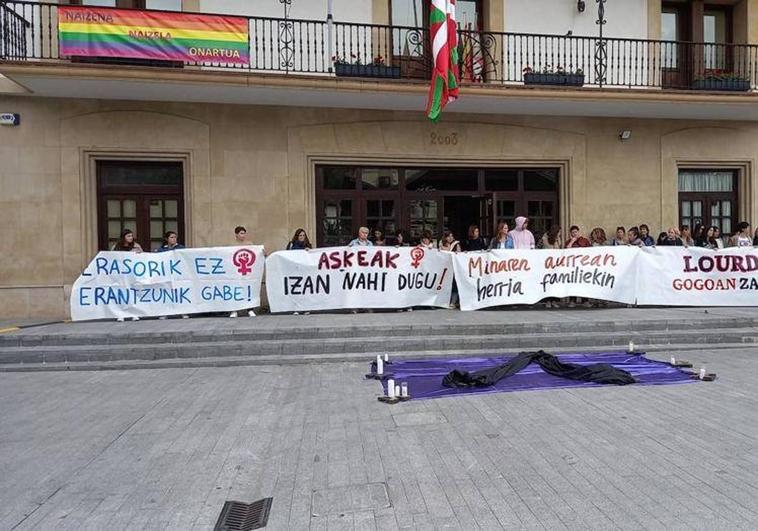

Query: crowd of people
104,218,757,318
110,218,758,257
327,218,758,252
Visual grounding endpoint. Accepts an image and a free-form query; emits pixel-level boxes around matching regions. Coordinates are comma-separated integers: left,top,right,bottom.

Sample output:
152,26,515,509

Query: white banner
70,246,265,321
636,246,758,306
265,246,454,312
453,247,639,311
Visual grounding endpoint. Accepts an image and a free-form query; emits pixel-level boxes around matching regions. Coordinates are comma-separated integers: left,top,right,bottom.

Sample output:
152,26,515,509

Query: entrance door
661,1,734,89
97,160,184,251
661,2,697,89
678,169,737,234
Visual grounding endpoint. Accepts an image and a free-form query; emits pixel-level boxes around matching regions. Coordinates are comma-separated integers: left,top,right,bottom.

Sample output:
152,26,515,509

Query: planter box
334,64,401,79
691,78,750,92
523,72,584,87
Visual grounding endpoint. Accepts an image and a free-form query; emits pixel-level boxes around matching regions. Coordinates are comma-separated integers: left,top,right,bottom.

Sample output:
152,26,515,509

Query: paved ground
2,342,758,530
4,306,758,339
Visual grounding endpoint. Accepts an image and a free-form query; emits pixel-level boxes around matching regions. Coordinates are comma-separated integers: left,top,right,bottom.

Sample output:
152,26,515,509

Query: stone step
2,315,757,348
1,327,756,365
0,343,753,372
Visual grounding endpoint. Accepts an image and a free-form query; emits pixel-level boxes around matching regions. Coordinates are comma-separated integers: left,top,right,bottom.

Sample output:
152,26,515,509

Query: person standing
233,225,251,245
230,225,256,318
729,222,753,247
488,221,513,250
464,225,488,251
610,227,627,246
639,224,655,246
154,231,189,319
418,230,435,249
659,227,684,246
112,229,143,321
112,229,143,253
510,217,535,249
712,227,725,249
155,231,185,252
372,229,386,246
753,227,758,246
564,225,591,307
286,228,312,250
349,227,373,247
541,226,564,308
680,225,694,247
702,226,718,249
541,225,563,250
439,230,461,252
393,230,408,247
589,227,608,246
565,225,591,248
627,227,644,247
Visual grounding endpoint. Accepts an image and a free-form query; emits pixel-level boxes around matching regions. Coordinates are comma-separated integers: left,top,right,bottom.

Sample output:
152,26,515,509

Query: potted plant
333,54,400,79
523,65,585,87
692,69,750,92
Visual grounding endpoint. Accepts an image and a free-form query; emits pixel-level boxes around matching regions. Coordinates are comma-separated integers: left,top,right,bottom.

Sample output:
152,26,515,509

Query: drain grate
214,498,273,531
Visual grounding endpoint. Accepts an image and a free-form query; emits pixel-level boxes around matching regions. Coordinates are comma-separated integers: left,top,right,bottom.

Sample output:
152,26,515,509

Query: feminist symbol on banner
232,248,256,275
410,247,425,269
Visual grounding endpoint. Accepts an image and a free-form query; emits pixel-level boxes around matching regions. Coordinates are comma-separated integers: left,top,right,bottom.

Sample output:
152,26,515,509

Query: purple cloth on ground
377,351,695,400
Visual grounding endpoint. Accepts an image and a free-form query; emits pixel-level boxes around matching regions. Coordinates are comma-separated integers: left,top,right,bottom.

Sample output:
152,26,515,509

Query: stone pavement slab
4,306,758,340
1,346,758,530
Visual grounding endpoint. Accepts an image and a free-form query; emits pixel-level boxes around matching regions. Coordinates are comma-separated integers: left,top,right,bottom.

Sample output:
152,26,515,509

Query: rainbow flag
58,7,249,65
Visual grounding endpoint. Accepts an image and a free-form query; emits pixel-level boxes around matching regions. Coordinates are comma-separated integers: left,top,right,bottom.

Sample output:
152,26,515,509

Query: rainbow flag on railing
58,6,249,65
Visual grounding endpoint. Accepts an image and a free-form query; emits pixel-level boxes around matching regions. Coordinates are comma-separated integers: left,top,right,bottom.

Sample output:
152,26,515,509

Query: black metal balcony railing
1,0,757,92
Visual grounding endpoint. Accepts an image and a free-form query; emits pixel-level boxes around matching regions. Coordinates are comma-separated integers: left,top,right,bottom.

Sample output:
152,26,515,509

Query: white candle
628,341,634,352
401,382,409,397
395,385,401,398
699,366,706,379
384,353,389,362
387,378,395,398
376,355,383,375
670,356,676,365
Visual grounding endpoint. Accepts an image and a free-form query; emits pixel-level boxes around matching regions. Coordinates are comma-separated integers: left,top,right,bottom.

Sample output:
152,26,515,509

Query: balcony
3,1,758,119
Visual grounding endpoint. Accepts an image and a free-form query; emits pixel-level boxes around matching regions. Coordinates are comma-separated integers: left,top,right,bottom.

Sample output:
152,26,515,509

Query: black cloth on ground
442,350,636,387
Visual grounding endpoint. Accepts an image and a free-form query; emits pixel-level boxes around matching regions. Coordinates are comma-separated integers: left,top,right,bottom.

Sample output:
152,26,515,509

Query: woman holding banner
489,222,514,250
439,230,461,252
541,225,563,250
112,229,143,253
729,222,753,247
464,225,488,251
286,228,312,250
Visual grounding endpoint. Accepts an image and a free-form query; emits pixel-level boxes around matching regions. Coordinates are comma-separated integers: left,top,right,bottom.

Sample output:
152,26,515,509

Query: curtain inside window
678,170,734,192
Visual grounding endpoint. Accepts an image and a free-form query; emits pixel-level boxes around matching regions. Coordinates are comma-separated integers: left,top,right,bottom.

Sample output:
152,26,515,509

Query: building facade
2,0,758,318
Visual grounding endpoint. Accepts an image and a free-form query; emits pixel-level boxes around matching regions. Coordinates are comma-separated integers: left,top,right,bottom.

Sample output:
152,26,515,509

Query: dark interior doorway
444,196,481,242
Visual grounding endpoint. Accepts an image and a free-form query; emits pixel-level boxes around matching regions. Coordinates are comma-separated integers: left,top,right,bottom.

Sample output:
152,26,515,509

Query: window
97,160,184,251
405,168,477,191
408,199,438,240
661,9,679,68
362,168,399,190
146,0,181,10
319,166,358,190
678,169,737,234
366,199,397,237
322,199,354,246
